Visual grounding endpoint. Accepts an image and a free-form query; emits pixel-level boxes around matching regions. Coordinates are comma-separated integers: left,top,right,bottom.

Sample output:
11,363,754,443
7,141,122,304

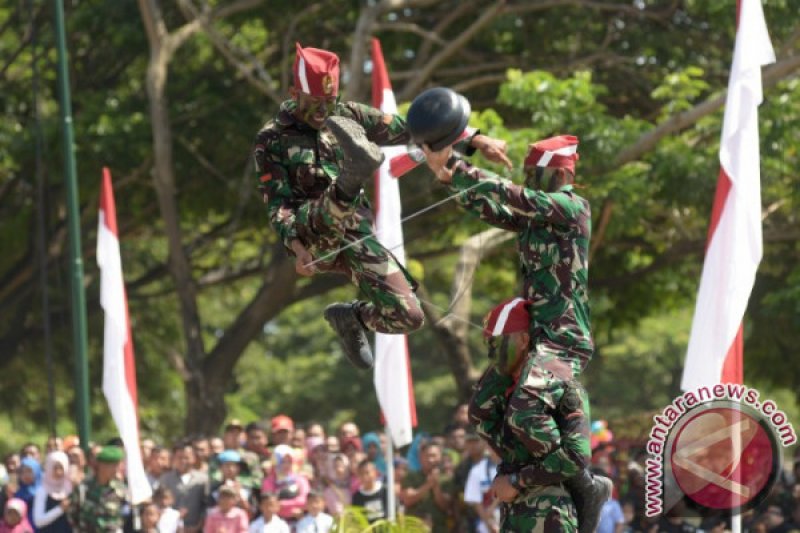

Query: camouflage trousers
295,187,424,334
500,484,577,532
470,352,591,487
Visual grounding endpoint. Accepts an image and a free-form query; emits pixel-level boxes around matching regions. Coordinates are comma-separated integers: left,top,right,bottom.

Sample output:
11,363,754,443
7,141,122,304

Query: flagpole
53,0,91,447
385,427,396,522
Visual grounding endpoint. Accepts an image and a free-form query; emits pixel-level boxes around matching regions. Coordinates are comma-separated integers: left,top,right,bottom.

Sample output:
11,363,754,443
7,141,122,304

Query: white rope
304,178,487,268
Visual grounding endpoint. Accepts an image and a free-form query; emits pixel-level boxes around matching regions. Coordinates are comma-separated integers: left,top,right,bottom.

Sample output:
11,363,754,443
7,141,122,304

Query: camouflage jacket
253,100,411,251
68,476,127,533
448,163,593,371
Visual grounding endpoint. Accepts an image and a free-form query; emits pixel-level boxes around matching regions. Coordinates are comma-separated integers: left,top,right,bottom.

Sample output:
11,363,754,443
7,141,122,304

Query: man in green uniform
422,137,611,532
68,445,127,533
401,441,455,531
253,44,509,369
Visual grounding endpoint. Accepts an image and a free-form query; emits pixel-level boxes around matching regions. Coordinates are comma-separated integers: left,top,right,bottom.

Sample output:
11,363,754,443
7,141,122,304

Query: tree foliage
1,0,798,444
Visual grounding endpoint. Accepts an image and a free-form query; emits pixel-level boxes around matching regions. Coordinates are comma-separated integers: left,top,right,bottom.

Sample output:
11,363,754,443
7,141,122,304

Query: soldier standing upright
253,45,509,369
68,445,127,533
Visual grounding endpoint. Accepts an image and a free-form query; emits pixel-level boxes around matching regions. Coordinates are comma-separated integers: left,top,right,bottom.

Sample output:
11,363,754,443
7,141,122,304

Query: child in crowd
203,485,248,533
139,501,161,533
0,498,33,533
153,486,182,533
351,460,388,524
294,492,333,533
247,493,289,533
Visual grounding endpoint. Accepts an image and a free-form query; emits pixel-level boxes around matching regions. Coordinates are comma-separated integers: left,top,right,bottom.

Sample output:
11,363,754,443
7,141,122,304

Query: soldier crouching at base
68,445,127,533
468,299,610,533
253,44,510,370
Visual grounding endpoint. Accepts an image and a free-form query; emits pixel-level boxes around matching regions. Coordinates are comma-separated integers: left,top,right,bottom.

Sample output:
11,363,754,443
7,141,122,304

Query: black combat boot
564,469,613,533
323,301,374,369
325,116,384,201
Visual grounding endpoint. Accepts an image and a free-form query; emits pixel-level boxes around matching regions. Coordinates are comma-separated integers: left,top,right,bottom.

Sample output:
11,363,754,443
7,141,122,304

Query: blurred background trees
1,0,798,449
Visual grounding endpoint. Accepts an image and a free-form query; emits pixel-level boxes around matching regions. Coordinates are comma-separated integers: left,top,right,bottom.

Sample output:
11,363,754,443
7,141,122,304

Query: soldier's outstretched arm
426,146,585,228
452,162,584,228
423,146,522,231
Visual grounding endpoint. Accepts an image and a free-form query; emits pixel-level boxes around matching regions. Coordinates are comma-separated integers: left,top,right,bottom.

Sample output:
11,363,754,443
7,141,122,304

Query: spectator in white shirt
463,448,501,533
248,493,289,533
294,492,333,533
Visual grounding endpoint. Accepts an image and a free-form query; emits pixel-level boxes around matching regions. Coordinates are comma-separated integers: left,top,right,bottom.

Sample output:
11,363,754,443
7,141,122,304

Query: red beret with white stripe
523,135,580,173
483,297,531,338
293,43,340,97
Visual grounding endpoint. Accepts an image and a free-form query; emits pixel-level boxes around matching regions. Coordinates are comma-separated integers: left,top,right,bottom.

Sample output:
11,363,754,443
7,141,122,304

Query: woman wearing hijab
32,452,72,533
0,498,34,533
260,445,310,525
360,433,387,478
321,454,352,517
13,458,41,531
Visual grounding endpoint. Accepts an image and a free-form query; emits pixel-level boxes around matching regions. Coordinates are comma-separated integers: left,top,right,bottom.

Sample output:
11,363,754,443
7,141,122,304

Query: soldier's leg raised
296,116,384,249
342,235,424,334
324,235,423,369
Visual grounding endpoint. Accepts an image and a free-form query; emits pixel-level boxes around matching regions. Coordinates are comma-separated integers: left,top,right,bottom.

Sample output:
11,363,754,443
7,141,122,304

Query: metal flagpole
53,0,91,447
385,427,396,522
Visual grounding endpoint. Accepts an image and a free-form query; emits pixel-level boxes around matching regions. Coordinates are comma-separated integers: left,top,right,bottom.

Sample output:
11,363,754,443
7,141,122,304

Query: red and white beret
524,135,580,173
293,43,340,97
483,297,531,338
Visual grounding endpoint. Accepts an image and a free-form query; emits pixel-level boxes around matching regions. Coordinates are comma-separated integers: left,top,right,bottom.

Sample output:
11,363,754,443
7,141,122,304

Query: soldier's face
291,87,338,129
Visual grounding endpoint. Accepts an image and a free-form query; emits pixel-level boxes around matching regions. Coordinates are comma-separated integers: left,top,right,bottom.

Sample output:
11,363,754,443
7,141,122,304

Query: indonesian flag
681,0,775,391
371,38,417,447
98,168,152,504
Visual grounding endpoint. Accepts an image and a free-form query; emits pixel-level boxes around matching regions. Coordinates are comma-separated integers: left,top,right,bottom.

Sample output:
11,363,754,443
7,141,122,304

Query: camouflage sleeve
468,365,514,457
340,102,412,146
446,165,523,232
254,131,298,250
450,161,585,228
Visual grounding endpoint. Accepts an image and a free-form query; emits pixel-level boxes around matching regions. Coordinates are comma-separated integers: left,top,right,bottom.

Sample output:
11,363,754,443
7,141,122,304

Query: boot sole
324,306,374,370
325,116,384,169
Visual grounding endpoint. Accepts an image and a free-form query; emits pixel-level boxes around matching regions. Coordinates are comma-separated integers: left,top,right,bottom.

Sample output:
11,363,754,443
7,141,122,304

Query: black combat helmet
407,87,471,151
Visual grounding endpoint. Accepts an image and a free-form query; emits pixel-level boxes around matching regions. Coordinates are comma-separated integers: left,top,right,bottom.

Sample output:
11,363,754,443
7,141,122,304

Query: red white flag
371,38,417,447
681,0,774,390
98,167,152,504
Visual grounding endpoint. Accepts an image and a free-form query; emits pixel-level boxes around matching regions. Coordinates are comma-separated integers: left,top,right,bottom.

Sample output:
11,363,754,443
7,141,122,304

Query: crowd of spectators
1,407,798,533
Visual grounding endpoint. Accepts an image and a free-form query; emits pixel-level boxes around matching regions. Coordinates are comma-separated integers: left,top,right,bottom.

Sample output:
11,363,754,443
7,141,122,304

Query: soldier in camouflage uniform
423,137,611,532
253,44,509,369
68,445,127,533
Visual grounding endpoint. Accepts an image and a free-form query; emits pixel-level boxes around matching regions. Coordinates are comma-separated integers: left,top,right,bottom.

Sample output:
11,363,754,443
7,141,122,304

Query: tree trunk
419,227,514,402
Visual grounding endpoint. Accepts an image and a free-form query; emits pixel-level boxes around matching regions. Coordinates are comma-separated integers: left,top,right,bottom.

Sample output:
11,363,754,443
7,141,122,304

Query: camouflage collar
558,184,574,193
